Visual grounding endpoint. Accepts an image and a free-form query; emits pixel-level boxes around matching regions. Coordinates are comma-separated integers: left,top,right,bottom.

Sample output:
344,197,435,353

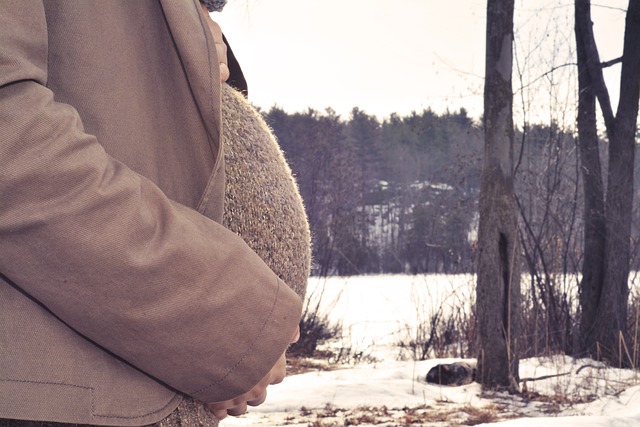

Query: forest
259,0,640,394
263,105,640,278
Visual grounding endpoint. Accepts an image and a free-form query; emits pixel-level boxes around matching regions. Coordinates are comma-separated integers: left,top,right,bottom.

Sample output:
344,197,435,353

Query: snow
304,274,476,361
220,275,640,426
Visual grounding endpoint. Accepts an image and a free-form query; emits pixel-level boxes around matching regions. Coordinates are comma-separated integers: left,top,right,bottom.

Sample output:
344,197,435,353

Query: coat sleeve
0,1,302,403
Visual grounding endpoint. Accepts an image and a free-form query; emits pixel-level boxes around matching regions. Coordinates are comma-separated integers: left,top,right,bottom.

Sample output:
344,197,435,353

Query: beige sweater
220,84,311,299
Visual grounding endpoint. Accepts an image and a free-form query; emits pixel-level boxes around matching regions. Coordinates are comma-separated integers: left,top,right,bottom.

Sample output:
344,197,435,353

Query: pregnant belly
220,83,311,299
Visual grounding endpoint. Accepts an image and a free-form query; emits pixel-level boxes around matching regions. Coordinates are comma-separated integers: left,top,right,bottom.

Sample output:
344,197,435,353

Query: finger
290,325,301,343
212,409,228,420
215,40,228,65
270,353,287,385
206,398,239,413
219,63,230,82
247,389,268,407
199,7,229,82
227,402,248,417
214,38,228,81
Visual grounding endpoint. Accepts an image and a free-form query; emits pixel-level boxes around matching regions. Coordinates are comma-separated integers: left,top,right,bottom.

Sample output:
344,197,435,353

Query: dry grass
266,401,527,427
287,355,338,375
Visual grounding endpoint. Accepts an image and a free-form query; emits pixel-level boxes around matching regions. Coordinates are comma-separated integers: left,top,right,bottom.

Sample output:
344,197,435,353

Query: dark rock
426,362,476,386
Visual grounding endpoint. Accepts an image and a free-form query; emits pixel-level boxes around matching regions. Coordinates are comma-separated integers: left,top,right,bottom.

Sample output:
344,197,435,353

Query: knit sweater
155,83,312,427
220,83,311,299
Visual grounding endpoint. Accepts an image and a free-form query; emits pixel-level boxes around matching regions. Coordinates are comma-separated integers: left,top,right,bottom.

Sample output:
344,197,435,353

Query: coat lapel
159,0,225,219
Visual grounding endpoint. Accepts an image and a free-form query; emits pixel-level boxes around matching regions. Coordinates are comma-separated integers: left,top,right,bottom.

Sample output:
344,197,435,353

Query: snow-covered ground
221,275,640,426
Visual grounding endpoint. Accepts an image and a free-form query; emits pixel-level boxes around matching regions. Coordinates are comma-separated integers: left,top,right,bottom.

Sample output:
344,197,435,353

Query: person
0,1,310,425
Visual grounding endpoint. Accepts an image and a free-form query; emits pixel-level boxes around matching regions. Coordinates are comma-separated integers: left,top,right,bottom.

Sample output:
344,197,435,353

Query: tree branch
601,56,623,68
514,62,577,94
575,0,616,136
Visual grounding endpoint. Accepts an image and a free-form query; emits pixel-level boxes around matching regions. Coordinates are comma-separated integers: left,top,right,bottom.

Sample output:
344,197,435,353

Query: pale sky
214,0,628,122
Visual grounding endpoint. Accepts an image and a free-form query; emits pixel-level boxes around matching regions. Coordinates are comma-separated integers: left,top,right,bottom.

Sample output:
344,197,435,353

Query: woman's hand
206,326,300,420
199,3,229,82
205,352,286,420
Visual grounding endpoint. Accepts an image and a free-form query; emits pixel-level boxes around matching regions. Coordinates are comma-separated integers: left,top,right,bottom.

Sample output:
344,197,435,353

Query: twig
521,372,571,382
576,363,604,374
601,56,623,68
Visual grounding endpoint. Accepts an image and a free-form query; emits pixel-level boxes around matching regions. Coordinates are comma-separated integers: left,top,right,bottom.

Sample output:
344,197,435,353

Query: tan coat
0,1,303,425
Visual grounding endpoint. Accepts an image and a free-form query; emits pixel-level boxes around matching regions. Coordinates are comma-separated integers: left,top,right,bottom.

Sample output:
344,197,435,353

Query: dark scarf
200,0,226,12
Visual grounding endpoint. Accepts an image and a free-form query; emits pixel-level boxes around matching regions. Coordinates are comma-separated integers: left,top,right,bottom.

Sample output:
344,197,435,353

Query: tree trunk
575,0,640,365
476,0,520,390
574,0,606,356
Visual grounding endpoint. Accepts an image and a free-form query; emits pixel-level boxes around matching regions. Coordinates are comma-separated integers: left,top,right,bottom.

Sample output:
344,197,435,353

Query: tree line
264,106,482,276
263,106,640,279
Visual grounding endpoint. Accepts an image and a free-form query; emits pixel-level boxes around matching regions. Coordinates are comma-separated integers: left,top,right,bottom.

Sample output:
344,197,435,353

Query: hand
199,3,229,82
205,326,300,420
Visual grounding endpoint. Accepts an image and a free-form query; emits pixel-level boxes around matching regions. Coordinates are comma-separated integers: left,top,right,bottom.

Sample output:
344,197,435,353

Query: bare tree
575,0,640,365
476,0,521,390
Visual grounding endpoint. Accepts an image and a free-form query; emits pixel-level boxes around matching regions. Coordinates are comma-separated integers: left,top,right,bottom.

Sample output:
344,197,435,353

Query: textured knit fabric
200,0,226,12
221,83,311,299
152,399,218,427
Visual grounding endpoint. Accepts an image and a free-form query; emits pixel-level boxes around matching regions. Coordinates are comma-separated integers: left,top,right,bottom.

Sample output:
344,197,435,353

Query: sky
213,0,628,122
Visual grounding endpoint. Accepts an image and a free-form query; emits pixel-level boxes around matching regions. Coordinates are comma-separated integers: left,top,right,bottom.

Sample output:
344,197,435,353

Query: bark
574,0,606,355
575,0,640,365
476,0,520,390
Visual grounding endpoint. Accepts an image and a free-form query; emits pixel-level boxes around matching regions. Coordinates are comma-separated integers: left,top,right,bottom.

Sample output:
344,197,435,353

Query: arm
0,1,301,404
